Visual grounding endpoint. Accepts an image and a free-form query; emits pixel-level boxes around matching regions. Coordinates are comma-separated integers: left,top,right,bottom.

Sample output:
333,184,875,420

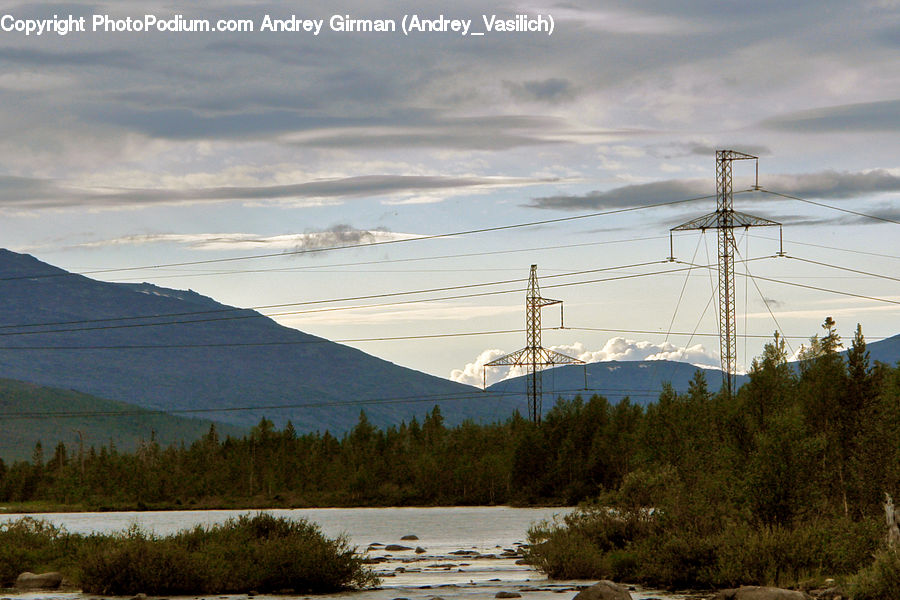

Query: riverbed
0,507,710,600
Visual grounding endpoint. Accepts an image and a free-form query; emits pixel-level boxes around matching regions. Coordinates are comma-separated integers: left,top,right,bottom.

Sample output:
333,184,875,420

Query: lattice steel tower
670,150,781,397
485,265,583,423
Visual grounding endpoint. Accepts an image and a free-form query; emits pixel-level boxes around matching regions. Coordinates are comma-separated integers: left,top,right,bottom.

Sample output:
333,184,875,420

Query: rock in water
401,534,419,540
572,581,632,600
496,592,522,598
385,544,413,551
716,587,810,600
15,572,63,590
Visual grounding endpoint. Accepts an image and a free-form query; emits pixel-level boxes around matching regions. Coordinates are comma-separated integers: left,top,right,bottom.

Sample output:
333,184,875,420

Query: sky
1,0,899,386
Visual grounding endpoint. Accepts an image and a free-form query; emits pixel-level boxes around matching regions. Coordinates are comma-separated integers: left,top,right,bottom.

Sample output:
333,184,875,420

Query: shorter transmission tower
669,150,782,397
485,264,584,424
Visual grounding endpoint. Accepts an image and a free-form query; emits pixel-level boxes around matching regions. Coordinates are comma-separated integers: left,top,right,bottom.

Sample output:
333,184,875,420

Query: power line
749,233,900,262
2,194,715,283
0,386,686,420
100,234,671,282
758,188,900,226
784,255,900,283
0,260,668,335
676,260,900,306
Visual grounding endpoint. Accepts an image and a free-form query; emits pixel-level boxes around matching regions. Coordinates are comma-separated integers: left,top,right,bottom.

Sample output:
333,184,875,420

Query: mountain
486,360,749,411
0,250,512,433
0,378,243,462
1,250,896,440
867,333,900,366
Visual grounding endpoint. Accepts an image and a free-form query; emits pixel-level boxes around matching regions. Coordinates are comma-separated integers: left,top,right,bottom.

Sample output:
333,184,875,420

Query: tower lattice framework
670,150,781,397
485,265,583,423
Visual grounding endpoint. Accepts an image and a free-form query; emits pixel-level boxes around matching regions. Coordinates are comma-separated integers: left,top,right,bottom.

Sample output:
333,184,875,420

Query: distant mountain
867,333,900,366
486,360,749,412
0,250,511,433
1,250,896,442
0,378,242,462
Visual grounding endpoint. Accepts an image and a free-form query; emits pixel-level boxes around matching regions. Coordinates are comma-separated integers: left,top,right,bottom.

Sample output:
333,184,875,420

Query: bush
852,549,900,600
78,513,377,595
0,517,78,587
527,501,881,590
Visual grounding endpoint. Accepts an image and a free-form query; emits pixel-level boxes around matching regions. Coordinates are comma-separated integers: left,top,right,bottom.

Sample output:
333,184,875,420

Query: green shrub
0,517,78,586
852,549,900,600
78,513,376,595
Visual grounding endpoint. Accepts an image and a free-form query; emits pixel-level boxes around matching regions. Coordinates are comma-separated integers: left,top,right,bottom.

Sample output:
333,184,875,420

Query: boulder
14,572,64,590
385,544,413,551
401,534,419,540
416,546,427,554
716,587,810,600
496,592,522,598
572,581,632,600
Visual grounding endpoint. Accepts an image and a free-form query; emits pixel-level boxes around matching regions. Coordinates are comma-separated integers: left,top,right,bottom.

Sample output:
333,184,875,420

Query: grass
0,513,377,595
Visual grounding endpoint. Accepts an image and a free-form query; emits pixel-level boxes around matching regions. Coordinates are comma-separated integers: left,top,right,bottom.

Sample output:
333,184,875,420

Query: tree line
1,318,898,525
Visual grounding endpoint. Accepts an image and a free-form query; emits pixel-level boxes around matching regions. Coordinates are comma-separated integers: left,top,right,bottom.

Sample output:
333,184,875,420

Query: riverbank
0,514,374,595
0,507,712,600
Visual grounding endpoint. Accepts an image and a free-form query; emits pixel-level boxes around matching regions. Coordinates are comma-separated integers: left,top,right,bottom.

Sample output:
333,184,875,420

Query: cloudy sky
2,0,899,386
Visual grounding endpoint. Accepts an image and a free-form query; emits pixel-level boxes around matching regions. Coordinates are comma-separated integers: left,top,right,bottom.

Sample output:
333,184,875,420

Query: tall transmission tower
669,150,782,397
485,264,584,424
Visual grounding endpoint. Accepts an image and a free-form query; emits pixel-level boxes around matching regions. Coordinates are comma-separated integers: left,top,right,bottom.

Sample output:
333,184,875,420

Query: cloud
527,169,900,214
551,338,720,367
762,169,900,200
0,174,554,211
450,349,509,386
527,179,711,210
65,227,425,251
452,337,721,386
762,99,900,133
504,78,578,104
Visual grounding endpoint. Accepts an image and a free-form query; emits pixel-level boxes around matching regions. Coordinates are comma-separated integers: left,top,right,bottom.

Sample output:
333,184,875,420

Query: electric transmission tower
484,264,584,424
669,150,782,397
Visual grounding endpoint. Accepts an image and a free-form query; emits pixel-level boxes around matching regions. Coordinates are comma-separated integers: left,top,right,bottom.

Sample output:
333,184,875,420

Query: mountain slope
0,378,242,462
486,360,749,411
867,333,900,366
0,250,507,432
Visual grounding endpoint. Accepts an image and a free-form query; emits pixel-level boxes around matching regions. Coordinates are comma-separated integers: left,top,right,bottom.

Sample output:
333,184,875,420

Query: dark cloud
684,143,771,158
529,169,900,212
762,99,900,133
528,179,711,210
293,224,382,251
0,174,554,210
504,78,578,104
85,106,378,141
0,47,141,68
763,169,900,200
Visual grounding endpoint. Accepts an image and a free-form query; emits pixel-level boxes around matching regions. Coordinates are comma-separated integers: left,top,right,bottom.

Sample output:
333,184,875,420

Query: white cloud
66,228,426,251
451,337,721,386
550,338,720,367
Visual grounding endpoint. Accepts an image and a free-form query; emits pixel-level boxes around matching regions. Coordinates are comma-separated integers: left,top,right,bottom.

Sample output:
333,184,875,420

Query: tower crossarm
672,210,781,232
485,347,583,368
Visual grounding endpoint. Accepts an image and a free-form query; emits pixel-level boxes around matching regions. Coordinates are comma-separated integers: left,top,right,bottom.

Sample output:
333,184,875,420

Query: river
0,507,706,600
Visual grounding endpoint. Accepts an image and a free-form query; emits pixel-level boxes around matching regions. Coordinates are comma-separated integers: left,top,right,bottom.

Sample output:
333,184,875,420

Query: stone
385,544,413,551
571,580,632,600
401,534,419,540
416,546,427,553
810,587,845,600
716,587,810,600
496,592,522,598
15,572,64,591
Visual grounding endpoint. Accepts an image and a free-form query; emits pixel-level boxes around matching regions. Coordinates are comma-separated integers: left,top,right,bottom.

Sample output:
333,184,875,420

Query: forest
3,318,900,594
1,318,898,519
